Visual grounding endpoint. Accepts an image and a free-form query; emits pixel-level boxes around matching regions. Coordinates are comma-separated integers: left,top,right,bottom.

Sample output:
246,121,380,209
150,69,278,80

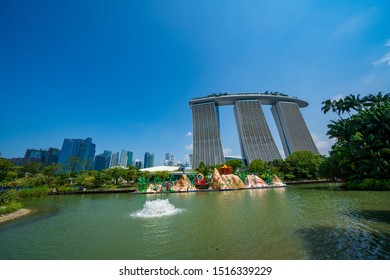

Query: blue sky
1,0,389,165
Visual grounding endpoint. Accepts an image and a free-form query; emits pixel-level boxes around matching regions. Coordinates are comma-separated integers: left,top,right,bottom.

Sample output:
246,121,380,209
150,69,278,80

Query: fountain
130,199,184,218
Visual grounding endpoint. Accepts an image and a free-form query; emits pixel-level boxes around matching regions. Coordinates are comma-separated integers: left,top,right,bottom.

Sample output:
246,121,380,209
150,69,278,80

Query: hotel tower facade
190,93,319,168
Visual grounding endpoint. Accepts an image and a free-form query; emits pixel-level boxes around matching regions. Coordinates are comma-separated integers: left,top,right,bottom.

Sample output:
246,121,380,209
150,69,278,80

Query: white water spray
130,199,184,218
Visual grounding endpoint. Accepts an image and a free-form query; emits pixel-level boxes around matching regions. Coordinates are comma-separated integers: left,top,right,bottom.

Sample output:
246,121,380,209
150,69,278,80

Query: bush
0,201,22,215
17,187,50,198
0,190,20,205
55,186,79,194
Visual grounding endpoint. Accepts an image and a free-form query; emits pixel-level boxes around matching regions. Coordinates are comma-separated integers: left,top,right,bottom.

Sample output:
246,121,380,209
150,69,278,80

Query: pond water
0,184,389,260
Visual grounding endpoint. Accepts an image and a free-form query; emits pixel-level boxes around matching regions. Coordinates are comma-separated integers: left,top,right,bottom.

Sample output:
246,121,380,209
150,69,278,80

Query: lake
0,183,389,259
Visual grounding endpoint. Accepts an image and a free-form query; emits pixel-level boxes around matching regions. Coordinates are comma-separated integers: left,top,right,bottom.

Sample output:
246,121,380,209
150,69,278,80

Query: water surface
0,184,389,259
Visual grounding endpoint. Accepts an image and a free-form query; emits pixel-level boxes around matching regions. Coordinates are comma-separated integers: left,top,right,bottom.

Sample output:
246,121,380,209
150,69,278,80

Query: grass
0,201,23,215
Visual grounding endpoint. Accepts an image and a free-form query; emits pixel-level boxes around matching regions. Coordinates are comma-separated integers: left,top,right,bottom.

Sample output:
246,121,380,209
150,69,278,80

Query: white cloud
278,149,286,159
311,133,335,155
185,143,193,150
186,131,192,137
373,52,390,66
373,39,390,66
223,148,232,156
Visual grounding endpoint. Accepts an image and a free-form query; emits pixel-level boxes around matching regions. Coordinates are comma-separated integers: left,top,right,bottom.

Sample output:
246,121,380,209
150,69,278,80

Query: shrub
17,187,50,198
0,201,22,215
0,189,20,205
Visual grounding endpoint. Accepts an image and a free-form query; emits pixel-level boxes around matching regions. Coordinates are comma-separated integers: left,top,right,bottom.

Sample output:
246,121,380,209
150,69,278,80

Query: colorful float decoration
219,164,232,175
195,173,206,186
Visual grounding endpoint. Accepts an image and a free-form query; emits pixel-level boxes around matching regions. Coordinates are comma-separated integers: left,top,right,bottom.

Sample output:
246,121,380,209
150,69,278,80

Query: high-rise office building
24,149,47,164
144,152,154,168
127,151,133,167
45,148,61,166
188,154,193,168
119,149,128,167
164,153,175,166
134,160,143,169
110,152,119,167
58,137,96,172
164,153,170,166
93,150,112,171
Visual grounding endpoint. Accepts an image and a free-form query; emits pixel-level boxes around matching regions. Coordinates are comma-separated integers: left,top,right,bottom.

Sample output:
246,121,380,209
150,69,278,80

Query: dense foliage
0,189,22,215
321,92,390,189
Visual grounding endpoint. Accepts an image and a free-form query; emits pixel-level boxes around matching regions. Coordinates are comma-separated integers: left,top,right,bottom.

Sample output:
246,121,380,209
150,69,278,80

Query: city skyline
1,1,390,164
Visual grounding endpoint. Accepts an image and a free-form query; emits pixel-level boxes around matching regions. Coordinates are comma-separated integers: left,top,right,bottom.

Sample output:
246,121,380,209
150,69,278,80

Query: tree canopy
321,92,390,181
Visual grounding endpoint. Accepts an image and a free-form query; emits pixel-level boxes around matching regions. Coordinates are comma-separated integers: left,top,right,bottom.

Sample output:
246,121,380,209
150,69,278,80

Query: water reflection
298,226,390,259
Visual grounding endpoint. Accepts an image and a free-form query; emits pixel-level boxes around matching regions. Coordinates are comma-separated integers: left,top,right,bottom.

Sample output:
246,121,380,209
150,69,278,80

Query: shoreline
0,208,32,224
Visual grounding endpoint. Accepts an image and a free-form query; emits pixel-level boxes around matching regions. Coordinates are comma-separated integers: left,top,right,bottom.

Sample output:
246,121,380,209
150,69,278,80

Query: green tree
22,161,44,176
138,171,151,180
104,167,124,185
226,159,243,172
122,166,140,186
42,163,58,177
195,161,213,176
0,158,13,182
0,189,20,206
321,92,390,181
154,171,169,181
248,159,267,175
285,151,323,180
319,155,342,179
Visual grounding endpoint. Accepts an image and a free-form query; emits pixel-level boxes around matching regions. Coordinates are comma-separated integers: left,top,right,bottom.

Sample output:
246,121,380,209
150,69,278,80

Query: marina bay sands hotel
189,93,319,168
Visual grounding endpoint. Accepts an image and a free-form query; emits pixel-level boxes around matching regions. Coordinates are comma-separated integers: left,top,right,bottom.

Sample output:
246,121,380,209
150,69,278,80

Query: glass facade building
110,152,119,167
93,150,112,171
45,148,60,166
58,137,96,172
144,152,154,168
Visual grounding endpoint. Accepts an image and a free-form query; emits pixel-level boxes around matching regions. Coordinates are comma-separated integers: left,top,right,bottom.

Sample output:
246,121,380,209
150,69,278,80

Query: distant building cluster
6,137,190,173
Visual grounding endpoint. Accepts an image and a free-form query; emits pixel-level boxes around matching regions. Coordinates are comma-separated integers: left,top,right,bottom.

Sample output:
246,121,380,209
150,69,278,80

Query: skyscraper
126,151,133,167
164,153,175,166
57,137,96,172
191,102,225,168
45,148,61,166
234,100,282,163
119,149,128,167
24,149,47,164
110,152,119,167
190,93,318,167
144,152,154,168
93,150,111,171
134,160,143,169
271,101,319,156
